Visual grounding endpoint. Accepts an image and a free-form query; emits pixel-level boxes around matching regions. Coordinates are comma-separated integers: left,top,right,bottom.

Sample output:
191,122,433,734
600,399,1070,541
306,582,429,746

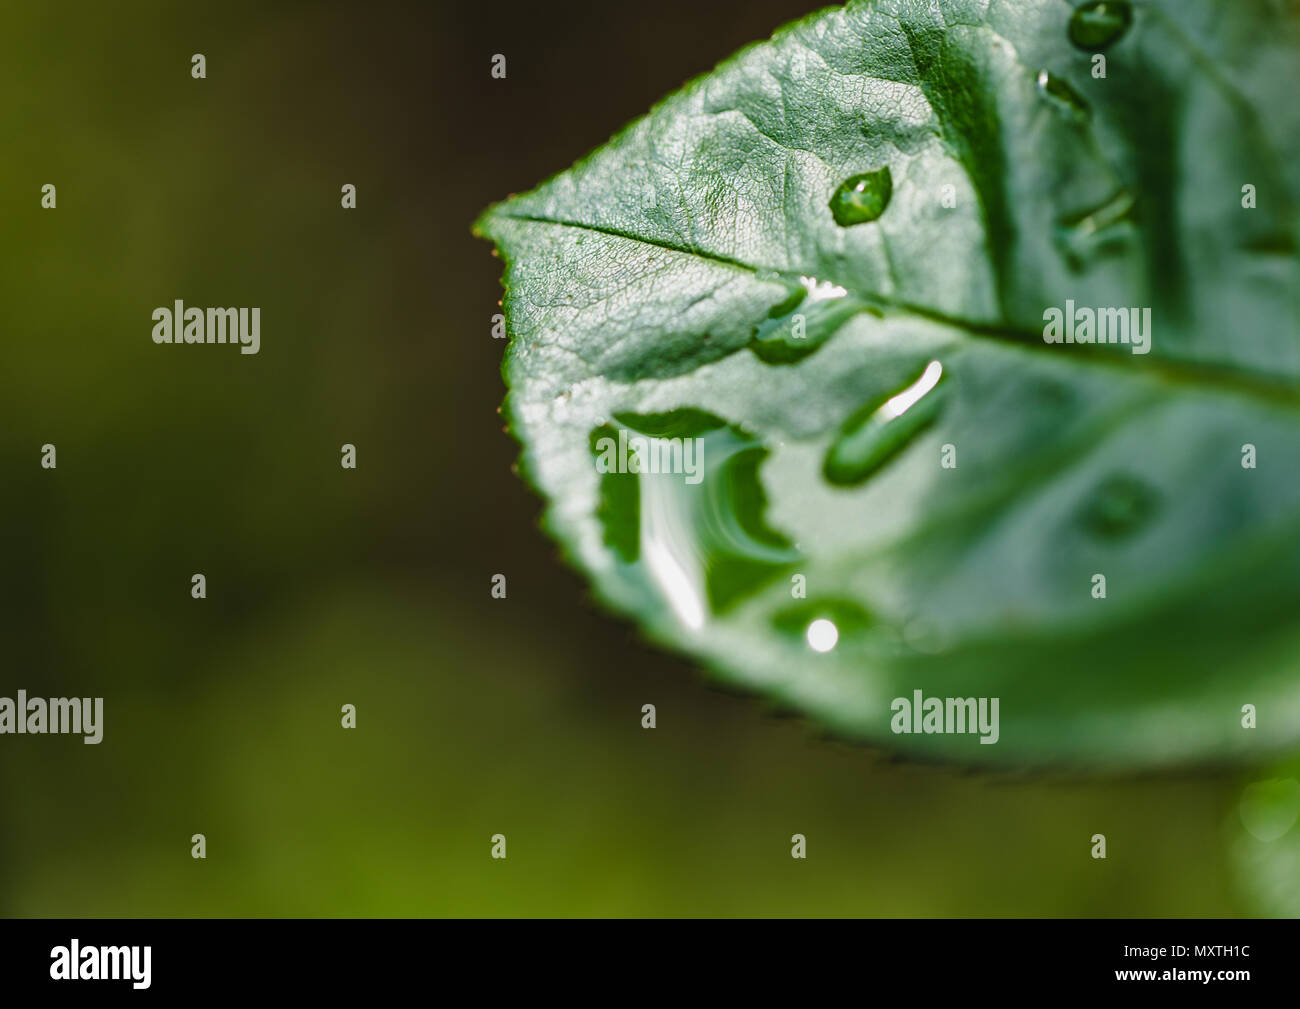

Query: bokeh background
0,0,1265,916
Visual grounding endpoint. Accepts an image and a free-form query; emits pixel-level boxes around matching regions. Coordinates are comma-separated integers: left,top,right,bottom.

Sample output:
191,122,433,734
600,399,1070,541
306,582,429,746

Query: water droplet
1239,778,1300,842
750,275,871,364
1060,189,1135,236
590,411,800,626
829,167,892,226
773,599,873,651
823,361,947,486
1079,473,1159,539
902,618,951,654
1032,378,1075,411
1035,69,1090,120
1067,1,1133,52
1055,188,1136,269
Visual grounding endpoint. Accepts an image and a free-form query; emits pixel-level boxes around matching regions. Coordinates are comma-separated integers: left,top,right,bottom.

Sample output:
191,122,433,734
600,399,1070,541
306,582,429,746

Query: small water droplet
1060,189,1135,236
1079,473,1159,539
750,275,870,363
1055,188,1136,269
902,618,951,654
824,361,947,486
1035,68,1090,120
1068,1,1133,52
773,599,873,651
829,167,893,226
1032,378,1075,411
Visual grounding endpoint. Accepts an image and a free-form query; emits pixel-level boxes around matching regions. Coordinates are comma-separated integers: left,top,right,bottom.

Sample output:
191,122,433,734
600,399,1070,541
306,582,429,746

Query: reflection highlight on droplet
590,410,801,629
824,359,948,485
641,475,707,631
879,360,944,419
805,618,839,653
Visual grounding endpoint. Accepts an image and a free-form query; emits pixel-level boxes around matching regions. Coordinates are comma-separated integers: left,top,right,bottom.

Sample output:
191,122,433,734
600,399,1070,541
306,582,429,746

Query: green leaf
476,0,1300,767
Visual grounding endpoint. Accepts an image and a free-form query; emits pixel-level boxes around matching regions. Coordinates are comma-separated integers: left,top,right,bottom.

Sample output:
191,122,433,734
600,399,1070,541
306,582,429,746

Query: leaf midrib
494,210,1300,409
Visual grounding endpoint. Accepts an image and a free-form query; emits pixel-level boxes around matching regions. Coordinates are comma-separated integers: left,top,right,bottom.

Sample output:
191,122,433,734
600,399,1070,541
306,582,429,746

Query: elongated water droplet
1068,1,1133,51
750,275,871,363
1035,68,1090,121
829,167,892,226
824,361,947,486
1079,473,1159,539
590,411,800,626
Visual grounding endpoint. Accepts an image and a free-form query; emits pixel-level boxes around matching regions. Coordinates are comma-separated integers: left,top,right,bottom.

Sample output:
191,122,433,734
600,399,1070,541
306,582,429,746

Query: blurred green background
0,0,1262,916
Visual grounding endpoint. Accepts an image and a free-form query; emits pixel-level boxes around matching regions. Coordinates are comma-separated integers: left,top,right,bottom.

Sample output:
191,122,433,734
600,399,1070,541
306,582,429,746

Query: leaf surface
477,0,1300,766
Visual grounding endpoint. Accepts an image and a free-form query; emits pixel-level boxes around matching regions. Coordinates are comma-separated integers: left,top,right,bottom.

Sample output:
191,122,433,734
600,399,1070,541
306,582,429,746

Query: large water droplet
1035,69,1090,121
750,275,872,364
1079,473,1159,539
591,411,800,626
824,361,947,486
1068,1,1133,52
829,167,892,226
